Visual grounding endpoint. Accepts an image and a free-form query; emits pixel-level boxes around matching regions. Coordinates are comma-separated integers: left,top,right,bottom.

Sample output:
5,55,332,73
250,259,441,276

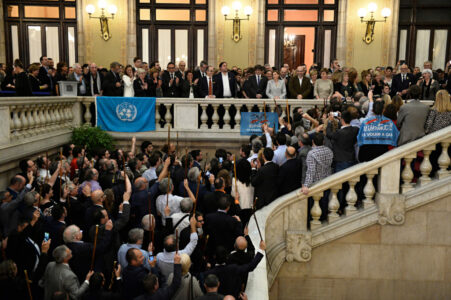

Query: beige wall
342,0,398,70
77,0,129,68
215,0,260,68
270,195,451,300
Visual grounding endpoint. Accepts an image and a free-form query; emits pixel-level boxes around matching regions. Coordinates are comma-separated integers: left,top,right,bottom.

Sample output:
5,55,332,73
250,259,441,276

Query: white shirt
298,76,303,88
231,180,254,210
222,72,232,97
123,75,134,97
156,194,183,225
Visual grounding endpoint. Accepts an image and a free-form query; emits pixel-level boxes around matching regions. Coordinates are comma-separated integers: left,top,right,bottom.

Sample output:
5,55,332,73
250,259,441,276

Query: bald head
224,296,236,300
235,236,248,251
91,190,104,204
285,146,296,159
134,177,147,191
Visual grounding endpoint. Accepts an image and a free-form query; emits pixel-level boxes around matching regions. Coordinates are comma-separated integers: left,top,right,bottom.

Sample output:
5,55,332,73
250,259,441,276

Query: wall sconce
222,2,253,43
86,0,117,41
358,3,390,44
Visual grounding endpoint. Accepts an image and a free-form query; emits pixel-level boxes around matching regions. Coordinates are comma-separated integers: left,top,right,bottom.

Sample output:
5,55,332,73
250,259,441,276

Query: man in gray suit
40,245,93,300
397,85,430,146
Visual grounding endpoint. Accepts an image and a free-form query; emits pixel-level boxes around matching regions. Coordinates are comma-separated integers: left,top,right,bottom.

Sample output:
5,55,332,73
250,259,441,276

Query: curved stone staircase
246,125,451,300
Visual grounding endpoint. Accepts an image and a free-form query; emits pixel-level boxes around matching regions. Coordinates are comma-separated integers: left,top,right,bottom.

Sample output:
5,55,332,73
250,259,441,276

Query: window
265,0,338,69
136,0,208,69
4,0,77,66
397,0,451,69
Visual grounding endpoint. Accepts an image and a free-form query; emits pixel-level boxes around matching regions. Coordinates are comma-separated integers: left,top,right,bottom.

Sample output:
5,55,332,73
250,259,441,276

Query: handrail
245,125,451,300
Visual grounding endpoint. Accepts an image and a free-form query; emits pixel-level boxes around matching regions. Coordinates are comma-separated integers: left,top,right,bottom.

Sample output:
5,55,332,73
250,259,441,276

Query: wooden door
283,35,305,69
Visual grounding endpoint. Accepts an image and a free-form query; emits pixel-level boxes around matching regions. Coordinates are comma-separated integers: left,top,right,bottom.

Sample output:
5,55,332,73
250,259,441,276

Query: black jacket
102,71,123,96
122,264,149,300
204,211,243,256
213,72,236,98
85,72,104,96
199,76,217,98
251,161,279,209
38,66,52,92
244,75,268,98
15,72,32,96
134,264,182,300
277,158,302,196
134,78,151,97
390,73,415,98
202,252,264,298
326,123,359,163
161,71,182,97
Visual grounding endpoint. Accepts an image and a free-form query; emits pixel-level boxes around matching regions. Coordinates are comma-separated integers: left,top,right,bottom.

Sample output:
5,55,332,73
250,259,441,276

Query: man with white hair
39,245,93,300
67,63,87,95
117,228,154,270
85,62,103,96
63,223,113,282
171,197,193,235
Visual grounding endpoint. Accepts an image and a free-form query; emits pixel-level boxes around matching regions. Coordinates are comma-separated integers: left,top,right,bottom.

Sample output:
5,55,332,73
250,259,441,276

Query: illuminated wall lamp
222,2,253,43
86,0,117,41
358,3,391,44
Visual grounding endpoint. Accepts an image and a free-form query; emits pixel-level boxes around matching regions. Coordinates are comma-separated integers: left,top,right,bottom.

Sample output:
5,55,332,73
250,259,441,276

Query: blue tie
257,76,260,85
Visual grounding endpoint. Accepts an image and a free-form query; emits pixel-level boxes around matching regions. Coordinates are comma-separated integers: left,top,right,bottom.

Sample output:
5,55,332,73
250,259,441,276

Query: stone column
0,107,10,146
126,0,137,64
336,0,348,65
208,0,217,66
0,1,6,63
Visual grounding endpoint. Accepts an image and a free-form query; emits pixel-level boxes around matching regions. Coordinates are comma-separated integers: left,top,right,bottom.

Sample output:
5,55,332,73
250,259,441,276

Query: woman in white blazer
122,65,135,97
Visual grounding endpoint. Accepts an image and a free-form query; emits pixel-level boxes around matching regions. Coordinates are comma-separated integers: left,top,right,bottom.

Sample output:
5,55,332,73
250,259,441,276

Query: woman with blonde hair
314,68,334,100
166,254,204,300
425,89,451,134
382,94,391,108
358,70,372,96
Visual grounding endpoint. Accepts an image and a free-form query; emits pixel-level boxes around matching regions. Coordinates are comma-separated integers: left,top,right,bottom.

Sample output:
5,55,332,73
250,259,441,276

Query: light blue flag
240,112,279,136
96,96,156,132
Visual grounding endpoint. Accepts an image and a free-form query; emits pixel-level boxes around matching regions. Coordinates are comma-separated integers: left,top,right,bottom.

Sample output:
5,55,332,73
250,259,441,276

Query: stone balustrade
246,125,451,300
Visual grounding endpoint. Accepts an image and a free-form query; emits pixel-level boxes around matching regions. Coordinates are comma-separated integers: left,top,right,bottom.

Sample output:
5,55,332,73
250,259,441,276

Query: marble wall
270,195,451,300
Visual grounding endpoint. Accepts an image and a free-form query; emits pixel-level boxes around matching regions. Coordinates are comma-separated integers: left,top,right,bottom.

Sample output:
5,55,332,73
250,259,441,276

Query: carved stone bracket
376,193,406,225
286,230,312,262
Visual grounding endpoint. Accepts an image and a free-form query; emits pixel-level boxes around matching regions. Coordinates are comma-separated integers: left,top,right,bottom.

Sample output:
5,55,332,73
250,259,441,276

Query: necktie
171,73,174,80
257,75,260,85
208,78,212,96
402,74,405,82
93,75,99,94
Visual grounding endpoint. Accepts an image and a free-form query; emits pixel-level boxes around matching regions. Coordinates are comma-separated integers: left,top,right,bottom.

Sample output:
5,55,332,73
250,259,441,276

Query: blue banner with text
240,112,279,136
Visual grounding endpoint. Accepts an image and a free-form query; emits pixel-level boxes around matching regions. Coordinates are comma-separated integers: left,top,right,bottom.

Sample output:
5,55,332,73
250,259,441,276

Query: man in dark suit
64,224,113,282
161,62,182,97
244,64,268,98
213,62,236,98
202,240,266,299
193,60,208,81
101,62,123,96
277,146,302,196
390,63,415,99
85,63,103,96
200,178,226,215
122,248,150,300
200,65,217,98
204,195,243,257
326,110,359,173
38,55,52,93
288,65,312,99
45,203,67,253
251,148,279,209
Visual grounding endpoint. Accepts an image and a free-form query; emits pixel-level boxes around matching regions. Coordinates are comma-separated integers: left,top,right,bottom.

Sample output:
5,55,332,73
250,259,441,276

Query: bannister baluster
211,104,220,130
223,104,231,130
44,104,51,129
39,105,46,133
328,186,341,223
310,194,322,229
28,105,36,136
83,102,92,125
20,106,29,138
10,105,18,139
345,178,359,215
164,104,172,128
363,172,376,208
49,104,57,130
234,104,241,131
155,103,161,129
437,142,450,179
200,104,208,129
419,149,433,185
401,155,415,193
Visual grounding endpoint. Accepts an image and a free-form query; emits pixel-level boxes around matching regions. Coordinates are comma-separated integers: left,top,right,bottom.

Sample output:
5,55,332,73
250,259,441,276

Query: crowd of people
1,56,450,101
0,70,450,299
0,54,450,300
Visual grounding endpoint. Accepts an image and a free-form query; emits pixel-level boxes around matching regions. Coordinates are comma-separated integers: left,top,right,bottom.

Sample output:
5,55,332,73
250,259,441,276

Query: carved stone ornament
285,231,312,262
376,193,406,225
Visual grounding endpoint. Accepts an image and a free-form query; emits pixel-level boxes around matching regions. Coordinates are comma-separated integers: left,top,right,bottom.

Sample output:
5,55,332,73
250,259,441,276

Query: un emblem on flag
116,102,137,122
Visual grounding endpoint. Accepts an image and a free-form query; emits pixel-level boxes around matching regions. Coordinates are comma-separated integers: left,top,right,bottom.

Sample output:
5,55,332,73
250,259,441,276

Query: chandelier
284,34,296,49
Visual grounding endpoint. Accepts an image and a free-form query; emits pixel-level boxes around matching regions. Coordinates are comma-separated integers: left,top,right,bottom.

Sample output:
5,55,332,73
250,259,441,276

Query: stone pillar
336,0,348,65
208,0,217,66
126,0,137,64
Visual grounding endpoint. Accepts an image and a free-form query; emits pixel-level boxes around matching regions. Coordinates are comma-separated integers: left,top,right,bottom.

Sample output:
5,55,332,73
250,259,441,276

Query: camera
333,112,339,117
